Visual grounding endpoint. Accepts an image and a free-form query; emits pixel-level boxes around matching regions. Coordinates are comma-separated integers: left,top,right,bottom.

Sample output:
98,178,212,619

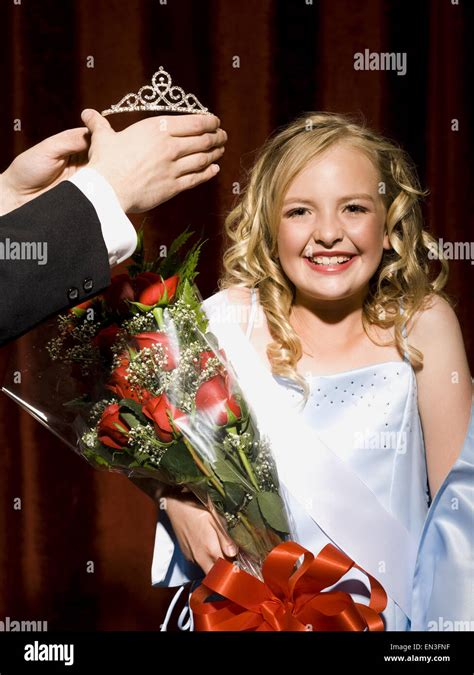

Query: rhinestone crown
101,66,211,117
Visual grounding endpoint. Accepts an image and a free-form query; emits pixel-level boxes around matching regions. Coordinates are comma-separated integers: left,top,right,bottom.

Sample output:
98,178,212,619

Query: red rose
134,273,179,306
98,403,130,449
103,274,135,314
195,374,241,426
107,364,150,403
142,394,187,442
93,324,121,357
134,332,177,371
199,349,226,371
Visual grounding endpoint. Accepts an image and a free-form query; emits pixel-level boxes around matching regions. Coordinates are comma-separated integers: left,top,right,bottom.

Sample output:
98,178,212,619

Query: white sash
205,295,418,618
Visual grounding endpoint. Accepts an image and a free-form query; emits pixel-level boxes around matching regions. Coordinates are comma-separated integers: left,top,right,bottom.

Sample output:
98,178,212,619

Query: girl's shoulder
405,293,461,351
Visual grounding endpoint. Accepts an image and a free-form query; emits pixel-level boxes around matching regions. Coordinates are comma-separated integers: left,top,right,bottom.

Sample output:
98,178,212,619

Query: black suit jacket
0,181,111,345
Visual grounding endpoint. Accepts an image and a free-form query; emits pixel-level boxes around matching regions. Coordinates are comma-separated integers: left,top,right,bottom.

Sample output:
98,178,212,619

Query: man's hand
0,110,227,217
0,128,90,215
81,109,227,213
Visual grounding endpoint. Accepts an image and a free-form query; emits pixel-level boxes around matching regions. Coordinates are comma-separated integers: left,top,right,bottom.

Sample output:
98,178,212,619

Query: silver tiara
101,66,211,116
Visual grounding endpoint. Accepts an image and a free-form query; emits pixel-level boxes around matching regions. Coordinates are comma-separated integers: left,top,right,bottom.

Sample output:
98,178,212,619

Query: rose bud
106,364,151,404
134,273,179,306
133,332,177,371
199,349,226,371
142,394,187,443
103,273,135,314
195,374,241,426
98,403,130,449
92,324,121,358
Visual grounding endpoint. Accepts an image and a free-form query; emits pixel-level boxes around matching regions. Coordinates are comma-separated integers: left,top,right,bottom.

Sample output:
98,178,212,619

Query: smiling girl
151,112,473,631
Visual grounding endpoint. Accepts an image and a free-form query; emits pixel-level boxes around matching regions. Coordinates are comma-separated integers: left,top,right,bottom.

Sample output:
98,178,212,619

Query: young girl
151,112,473,632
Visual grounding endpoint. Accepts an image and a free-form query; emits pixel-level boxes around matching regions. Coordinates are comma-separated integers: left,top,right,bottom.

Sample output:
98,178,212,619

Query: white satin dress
152,288,474,632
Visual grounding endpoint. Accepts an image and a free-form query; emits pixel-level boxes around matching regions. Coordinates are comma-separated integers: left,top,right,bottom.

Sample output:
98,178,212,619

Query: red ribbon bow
190,541,387,631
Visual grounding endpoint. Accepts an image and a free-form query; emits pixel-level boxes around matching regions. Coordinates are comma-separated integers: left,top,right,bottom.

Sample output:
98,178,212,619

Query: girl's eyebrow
338,193,375,203
283,193,375,206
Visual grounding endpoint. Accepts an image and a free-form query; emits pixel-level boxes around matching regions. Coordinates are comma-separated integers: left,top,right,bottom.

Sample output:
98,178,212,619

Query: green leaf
120,412,140,429
160,441,204,484
206,485,225,512
223,481,246,513
224,404,239,425
82,446,112,469
246,496,267,530
157,228,195,277
63,394,93,409
113,420,129,435
213,456,245,484
256,491,290,534
175,239,208,298
177,279,209,333
152,307,164,329
129,299,163,313
168,227,195,258
227,520,262,559
118,399,148,424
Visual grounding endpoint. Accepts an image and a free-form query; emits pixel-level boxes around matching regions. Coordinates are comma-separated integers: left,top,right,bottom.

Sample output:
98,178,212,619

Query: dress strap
245,287,258,340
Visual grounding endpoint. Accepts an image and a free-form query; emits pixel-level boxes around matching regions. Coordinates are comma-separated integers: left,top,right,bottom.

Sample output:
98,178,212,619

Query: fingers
81,108,113,134
194,529,234,574
214,522,239,558
171,128,227,161
174,163,221,194
165,113,221,137
36,127,90,158
174,145,225,178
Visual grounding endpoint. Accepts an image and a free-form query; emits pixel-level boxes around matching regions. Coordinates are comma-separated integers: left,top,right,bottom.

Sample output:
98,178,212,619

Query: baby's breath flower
127,344,170,396
88,398,117,425
46,315,101,375
82,429,98,449
122,312,158,335
127,423,167,467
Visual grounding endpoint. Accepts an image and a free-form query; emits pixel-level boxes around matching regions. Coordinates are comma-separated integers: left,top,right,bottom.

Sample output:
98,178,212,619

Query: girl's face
277,142,390,306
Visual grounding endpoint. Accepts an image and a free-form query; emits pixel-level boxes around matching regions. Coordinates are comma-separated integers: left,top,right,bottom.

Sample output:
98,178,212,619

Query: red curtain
0,0,472,630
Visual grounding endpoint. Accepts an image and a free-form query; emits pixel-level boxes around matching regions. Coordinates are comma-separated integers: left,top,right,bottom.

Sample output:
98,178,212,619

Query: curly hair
218,112,450,404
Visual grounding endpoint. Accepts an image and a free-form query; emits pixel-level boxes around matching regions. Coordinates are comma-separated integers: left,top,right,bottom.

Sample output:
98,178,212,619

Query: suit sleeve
0,181,111,346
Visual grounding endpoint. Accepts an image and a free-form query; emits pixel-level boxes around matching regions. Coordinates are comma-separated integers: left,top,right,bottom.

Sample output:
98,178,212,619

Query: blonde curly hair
218,112,450,403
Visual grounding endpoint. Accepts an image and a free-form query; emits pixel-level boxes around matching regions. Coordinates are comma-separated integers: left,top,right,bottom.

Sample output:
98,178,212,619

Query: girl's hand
164,493,239,575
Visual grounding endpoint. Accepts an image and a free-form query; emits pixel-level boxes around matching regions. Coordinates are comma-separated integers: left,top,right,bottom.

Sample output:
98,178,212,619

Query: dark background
0,0,472,630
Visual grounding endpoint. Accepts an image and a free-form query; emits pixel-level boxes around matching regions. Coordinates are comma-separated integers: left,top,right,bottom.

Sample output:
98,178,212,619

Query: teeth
308,255,351,265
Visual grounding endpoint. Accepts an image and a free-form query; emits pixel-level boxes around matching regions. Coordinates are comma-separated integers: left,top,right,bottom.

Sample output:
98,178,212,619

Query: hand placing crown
101,66,212,117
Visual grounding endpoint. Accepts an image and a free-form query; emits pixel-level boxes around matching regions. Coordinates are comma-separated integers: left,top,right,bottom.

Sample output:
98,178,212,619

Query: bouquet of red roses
3,228,291,578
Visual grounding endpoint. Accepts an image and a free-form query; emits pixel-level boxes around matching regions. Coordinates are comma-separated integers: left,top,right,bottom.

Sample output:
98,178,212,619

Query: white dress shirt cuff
68,168,137,267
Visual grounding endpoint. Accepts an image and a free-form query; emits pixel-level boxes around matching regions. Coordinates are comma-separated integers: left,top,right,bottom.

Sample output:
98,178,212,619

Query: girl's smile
303,252,358,274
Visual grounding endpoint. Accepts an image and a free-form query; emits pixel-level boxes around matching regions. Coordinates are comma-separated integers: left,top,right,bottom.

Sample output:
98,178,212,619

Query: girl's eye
344,203,368,214
287,207,310,218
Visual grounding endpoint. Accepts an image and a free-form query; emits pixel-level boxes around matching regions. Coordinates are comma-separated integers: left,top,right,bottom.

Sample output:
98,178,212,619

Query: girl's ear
383,228,392,250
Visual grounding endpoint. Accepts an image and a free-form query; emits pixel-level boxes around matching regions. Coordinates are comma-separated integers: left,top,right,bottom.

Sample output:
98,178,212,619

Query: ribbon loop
190,542,388,631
